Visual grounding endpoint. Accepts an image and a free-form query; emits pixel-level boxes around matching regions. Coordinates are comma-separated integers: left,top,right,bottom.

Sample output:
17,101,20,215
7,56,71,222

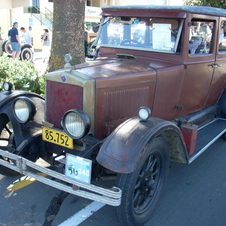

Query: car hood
75,56,179,80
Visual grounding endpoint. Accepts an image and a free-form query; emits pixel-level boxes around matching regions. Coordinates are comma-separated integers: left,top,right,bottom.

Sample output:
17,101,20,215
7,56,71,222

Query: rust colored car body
1,5,226,226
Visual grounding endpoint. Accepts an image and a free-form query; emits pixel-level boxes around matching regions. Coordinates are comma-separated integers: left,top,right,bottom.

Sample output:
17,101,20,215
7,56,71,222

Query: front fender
0,90,45,152
21,44,33,50
97,116,187,173
0,90,44,108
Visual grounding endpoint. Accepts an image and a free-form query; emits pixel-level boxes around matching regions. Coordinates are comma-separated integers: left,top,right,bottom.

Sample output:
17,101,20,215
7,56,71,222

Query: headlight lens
14,97,36,123
62,109,90,139
138,107,151,121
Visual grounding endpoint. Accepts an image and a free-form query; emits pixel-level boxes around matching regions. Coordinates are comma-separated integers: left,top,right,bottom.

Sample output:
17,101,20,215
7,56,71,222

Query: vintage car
1,5,226,226
0,39,33,61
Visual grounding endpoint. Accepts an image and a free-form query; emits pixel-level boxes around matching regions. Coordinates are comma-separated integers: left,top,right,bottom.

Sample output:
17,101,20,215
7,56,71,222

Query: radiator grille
46,81,83,128
104,87,150,122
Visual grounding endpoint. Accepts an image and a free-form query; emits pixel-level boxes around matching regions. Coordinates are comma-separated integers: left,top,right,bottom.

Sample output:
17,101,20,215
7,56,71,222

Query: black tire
115,137,169,226
0,114,19,176
219,89,226,118
20,46,33,61
2,40,12,54
221,132,226,140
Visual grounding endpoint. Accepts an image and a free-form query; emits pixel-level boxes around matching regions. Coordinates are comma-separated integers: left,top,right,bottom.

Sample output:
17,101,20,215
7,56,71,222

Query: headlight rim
13,97,36,123
62,109,91,140
138,106,151,121
2,81,13,91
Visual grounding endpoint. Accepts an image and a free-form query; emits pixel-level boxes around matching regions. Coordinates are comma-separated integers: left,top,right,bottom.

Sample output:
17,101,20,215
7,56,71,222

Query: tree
49,0,86,71
184,0,226,8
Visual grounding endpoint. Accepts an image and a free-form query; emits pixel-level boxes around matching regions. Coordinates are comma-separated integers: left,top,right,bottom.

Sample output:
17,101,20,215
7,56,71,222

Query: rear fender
21,44,33,50
0,90,45,152
96,116,188,173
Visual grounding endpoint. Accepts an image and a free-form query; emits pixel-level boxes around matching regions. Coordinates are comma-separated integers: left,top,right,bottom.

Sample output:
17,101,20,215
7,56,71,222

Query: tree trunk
49,0,86,71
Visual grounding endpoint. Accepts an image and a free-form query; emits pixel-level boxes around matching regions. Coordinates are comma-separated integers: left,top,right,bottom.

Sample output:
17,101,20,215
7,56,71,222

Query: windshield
97,16,183,53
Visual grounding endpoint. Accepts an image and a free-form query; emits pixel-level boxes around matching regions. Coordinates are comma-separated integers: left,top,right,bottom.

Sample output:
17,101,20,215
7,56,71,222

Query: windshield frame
96,16,184,54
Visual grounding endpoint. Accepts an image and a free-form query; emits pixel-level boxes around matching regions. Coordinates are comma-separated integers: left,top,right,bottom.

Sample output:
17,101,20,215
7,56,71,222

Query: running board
188,118,226,163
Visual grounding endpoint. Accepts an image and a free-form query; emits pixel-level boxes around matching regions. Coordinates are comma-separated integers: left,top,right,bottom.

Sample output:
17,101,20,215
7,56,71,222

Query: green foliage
184,0,226,8
0,54,45,95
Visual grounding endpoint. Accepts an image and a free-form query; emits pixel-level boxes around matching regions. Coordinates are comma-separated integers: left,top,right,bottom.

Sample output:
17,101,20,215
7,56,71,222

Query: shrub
0,54,45,95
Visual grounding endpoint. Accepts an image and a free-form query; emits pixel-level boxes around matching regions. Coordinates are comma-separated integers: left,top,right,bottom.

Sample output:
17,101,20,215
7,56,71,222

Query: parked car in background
0,39,33,61
1,5,226,226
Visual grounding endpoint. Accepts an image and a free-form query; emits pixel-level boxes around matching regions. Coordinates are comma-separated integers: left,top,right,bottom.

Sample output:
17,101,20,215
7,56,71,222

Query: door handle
210,63,222,68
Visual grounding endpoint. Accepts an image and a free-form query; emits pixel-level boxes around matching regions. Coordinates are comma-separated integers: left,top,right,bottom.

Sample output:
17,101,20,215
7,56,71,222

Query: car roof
102,5,226,17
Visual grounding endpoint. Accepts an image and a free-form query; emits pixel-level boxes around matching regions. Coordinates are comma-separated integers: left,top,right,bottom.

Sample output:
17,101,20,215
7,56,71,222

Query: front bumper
0,149,121,206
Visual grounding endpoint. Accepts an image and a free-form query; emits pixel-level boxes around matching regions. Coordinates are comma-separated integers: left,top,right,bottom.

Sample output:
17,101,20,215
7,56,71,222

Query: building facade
0,0,183,49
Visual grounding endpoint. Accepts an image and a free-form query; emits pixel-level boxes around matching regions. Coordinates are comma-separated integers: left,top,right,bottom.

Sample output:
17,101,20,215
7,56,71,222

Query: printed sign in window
152,23,172,50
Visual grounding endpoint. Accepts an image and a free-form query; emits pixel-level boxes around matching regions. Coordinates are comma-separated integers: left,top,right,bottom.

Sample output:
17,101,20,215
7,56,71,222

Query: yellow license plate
42,126,74,149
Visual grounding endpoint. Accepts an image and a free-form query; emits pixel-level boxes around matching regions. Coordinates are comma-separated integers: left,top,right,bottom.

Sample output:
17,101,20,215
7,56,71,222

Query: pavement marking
6,173,47,191
59,201,106,226
5,169,105,225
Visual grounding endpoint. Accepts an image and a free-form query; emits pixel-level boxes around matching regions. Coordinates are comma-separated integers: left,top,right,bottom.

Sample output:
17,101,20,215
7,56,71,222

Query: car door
177,17,217,117
205,17,226,105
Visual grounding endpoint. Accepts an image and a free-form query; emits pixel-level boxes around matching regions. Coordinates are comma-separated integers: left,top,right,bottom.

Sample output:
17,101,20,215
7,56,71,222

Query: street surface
33,49,48,74
0,137,226,226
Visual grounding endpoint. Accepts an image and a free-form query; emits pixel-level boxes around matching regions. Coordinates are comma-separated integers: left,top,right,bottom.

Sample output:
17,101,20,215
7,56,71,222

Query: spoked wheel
20,46,33,61
115,137,169,226
0,114,19,176
2,40,12,54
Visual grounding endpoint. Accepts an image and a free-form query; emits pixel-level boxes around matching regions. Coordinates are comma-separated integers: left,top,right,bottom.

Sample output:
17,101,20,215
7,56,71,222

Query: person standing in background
20,27,32,45
0,27,3,40
8,22,21,59
41,28,50,63
28,26,34,46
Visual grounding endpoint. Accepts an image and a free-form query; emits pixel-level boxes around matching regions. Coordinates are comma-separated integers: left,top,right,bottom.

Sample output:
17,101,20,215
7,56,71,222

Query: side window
32,0,40,7
189,20,214,55
131,21,146,44
219,21,226,52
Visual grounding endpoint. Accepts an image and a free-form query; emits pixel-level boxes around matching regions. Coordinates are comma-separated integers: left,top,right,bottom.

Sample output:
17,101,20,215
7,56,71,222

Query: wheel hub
133,154,160,213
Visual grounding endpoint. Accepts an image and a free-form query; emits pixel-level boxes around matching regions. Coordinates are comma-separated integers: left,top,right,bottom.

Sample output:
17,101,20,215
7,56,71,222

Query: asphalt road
0,137,226,226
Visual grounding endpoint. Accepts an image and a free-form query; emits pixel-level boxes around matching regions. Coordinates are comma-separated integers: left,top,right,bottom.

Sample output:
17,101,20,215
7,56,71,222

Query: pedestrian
20,27,32,45
0,27,3,40
28,26,34,46
41,28,50,63
8,22,21,59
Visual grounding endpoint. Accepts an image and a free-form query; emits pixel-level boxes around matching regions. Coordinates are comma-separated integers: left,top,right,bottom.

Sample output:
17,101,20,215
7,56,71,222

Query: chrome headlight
138,107,151,121
13,97,36,123
62,109,90,139
2,82,13,91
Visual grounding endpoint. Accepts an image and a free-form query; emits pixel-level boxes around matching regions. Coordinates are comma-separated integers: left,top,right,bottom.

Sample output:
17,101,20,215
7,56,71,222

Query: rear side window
218,21,226,52
189,20,214,55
